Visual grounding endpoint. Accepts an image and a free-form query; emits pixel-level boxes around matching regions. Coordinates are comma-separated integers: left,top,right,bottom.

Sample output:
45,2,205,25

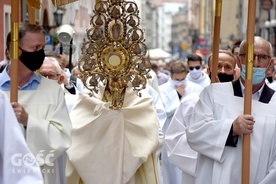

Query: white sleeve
165,94,199,176
76,78,85,91
186,86,234,162
159,84,180,118
0,91,43,184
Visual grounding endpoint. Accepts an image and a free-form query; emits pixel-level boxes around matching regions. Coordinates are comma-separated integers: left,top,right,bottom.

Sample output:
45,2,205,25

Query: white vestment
186,72,210,88
267,80,276,91
187,82,276,184
142,84,167,128
4,77,72,184
165,93,199,184
0,59,9,67
0,91,43,184
61,85,78,112
142,84,166,183
159,80,203,184
66,87,160,184
147,70,161,95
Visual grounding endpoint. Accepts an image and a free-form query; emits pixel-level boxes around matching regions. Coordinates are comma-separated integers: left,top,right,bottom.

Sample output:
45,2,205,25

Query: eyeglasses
189,66,200,70
239,53,271,62
40,73,61,79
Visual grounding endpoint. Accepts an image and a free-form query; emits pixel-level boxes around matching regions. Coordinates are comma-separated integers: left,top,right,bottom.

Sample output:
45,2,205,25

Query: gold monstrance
79,0,151,110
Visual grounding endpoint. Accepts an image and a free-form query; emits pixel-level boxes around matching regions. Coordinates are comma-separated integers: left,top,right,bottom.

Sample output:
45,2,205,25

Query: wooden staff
27,5,36,24
242,0,256,183
210,0,222,83
10,0,19,102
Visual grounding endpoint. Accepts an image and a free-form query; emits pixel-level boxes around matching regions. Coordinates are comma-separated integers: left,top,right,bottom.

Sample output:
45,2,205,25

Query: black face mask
217,73,234,82
267,76,273,83
19,48,45,71
209,72,234,82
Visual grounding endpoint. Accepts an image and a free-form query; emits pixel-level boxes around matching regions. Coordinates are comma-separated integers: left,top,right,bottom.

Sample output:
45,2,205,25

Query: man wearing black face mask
164,49,236,184
184,37,276,184
0,22,72,184
207,50,236,83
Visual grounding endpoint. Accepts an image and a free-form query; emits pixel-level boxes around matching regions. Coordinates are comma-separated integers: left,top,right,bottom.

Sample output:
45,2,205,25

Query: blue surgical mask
240,64,266,85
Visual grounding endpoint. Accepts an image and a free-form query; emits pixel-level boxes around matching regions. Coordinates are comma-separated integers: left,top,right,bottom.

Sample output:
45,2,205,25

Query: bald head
239,36,273,57
237,36,273,90
207,50,236,73
237,36,273,69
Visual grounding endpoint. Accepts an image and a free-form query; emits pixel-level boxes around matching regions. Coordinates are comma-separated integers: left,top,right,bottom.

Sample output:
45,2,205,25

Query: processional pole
27,5,36,24
10,0,19,102
10,0,37,103
242,0,256,183
210,0,222,83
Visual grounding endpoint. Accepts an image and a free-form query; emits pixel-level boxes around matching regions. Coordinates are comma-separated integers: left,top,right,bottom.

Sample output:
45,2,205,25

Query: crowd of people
1,22,276,184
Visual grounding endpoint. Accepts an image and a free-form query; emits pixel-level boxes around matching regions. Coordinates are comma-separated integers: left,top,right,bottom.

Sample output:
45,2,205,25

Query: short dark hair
7,22,44,48
6,32,11,49
232,40,242,46
187,53,202,65
231,44,240,55
151,63,158,70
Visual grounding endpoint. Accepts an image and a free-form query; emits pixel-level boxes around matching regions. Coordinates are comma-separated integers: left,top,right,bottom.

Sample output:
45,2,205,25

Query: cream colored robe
4,77,72,184
66,87,160,184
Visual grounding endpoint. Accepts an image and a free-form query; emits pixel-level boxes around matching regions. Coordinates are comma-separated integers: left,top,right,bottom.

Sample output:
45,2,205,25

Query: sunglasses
189,66,200,70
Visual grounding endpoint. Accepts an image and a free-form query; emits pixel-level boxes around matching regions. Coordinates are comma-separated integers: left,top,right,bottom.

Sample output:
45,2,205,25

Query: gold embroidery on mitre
78,0,151,110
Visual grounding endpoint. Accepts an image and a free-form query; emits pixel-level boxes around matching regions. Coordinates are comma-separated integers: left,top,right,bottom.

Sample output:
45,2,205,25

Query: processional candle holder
78,0,151,110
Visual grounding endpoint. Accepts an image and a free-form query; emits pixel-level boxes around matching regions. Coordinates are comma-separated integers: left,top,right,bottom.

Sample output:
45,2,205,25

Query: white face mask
189,69,202,79
170,78,187,87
